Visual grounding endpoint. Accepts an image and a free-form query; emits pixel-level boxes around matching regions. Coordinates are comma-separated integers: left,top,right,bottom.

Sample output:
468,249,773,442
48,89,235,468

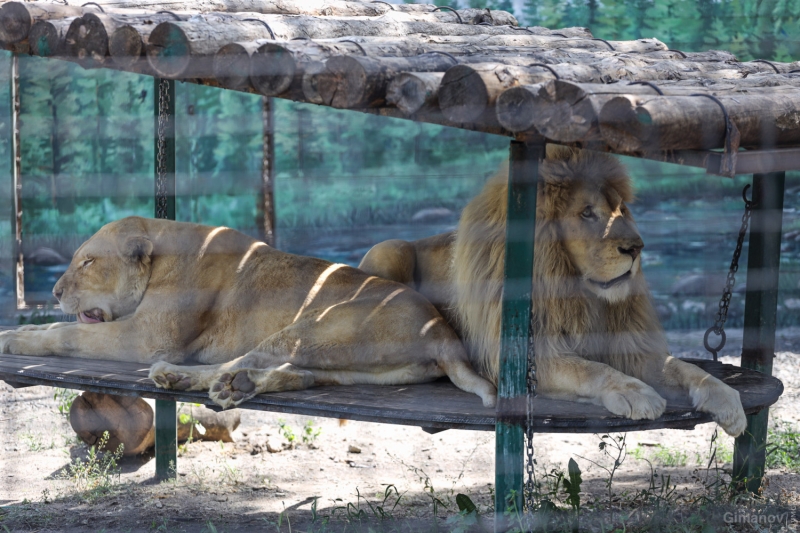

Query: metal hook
629,80,664,95
81,2,105,12
370,0,395,9
244,18,275,40
339,39,367,56
691,93,740,177
421,50,459,65
431,6,463,24
592,38,615,51
667,49,688,58
526,63,559,79
156,10,182,21
752,59,781,74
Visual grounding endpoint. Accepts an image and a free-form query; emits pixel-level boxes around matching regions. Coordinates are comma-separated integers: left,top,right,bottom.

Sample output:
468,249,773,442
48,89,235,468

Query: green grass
766,421,800,472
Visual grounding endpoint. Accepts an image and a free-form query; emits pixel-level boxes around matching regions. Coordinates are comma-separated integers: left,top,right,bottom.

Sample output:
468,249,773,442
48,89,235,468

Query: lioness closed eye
359,146,747,437
0,216,497,409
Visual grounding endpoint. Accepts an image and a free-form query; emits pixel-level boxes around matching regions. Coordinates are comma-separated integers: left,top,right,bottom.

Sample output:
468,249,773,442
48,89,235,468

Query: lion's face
53,221,153,324
556,180,643,303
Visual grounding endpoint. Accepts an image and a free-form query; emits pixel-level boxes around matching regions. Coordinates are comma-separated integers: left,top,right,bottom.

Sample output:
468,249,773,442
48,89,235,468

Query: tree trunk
447,56,798,125
497,76,800,141
386,72,443,115
598,92,800,153
46,0,519,25
28,16,76,57
0,2,82,44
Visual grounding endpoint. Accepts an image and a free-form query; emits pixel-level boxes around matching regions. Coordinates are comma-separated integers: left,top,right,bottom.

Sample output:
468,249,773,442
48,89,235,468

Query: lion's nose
618,244,643,260
53,288,63,301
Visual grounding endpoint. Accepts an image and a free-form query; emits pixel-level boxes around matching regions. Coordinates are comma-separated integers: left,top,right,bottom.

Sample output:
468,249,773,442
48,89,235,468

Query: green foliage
277,418,296,444
520,0,800,61
563,458,582,512
64,431,124,499
53,387,77,416
302,420,322,445
766,421,800,471
16,308,59,326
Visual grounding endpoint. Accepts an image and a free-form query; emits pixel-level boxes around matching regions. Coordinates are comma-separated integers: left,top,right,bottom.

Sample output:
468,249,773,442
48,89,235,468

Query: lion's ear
122,236,153,265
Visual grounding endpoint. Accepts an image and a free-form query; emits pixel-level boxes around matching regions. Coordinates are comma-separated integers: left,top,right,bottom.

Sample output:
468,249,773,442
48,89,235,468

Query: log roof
2,0,800,175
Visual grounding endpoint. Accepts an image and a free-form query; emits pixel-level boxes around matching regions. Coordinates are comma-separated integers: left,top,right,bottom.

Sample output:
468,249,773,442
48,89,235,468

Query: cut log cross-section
598,92,800,153
28,16,77,57
0,1,83,44
497,77,800,142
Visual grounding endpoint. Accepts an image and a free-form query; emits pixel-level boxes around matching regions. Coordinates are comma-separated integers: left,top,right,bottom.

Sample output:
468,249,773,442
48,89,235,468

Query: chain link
704,184,753,360
524,326,537,511
155,79,170,220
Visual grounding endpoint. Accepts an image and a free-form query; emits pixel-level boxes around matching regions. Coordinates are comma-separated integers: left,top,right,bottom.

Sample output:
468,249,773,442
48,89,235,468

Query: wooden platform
0,354,783,433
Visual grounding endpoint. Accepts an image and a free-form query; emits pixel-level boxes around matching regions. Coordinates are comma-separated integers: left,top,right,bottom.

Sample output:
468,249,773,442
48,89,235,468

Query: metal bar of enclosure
495,140,542,527
10,53,23,310
733,171,786,492
153,77,176,481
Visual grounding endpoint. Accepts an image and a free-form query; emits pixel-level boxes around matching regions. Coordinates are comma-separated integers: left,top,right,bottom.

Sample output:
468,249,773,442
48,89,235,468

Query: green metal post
733,171,785,493
495,141,542,529
154,77,176,480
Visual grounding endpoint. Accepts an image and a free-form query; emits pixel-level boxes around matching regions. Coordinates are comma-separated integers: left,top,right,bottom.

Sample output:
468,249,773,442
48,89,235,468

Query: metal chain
704,184,753,360
524,329,537,511
155,79,170,220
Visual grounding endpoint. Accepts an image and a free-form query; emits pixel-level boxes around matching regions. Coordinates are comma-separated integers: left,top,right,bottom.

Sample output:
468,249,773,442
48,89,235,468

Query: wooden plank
733,171,785,492
0,354,783,432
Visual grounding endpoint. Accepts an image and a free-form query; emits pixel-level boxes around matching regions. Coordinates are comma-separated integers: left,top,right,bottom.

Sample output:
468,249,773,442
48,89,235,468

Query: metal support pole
733,171,785,493
495,141,542,528
154,77,176,480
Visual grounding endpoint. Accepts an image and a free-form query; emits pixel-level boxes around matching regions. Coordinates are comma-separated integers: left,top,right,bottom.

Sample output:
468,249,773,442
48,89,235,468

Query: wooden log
598,92,800,153
45,0,519,25
0,2,82,44
386,72,443,115
70,392,155,456
214,41,261,91
497,78,800,140
67,12,190,69
316,54,459,108
28,16,76,57
422,34,662,52
147,17,276,78
446,57,798,124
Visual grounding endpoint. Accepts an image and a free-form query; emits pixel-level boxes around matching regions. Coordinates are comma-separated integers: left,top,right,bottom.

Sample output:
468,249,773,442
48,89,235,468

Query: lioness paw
601,379,666,420
0,331,17,354
209,366,315,410
149,362,205,391
692,379,747,437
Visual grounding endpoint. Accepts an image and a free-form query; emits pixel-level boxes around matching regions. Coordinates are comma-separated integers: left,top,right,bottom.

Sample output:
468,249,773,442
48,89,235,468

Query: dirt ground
0,330,797,532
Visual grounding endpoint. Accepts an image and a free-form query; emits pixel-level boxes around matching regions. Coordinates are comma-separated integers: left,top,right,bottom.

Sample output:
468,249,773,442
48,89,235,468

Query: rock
266,438,283,453
26,247,68,266
681,300,706,314
654,303,672,322
410,207,453,223
70,392,154,456
348,444,362,454
670,274,725,297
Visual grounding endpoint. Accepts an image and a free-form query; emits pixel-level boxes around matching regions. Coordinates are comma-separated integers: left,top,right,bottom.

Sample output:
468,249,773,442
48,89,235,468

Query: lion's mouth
589,270,632,290
78,309,105,324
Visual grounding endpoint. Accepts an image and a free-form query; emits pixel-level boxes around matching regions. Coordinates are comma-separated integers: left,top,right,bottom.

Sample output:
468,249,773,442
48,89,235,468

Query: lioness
0,216,497,409
360,146,747,436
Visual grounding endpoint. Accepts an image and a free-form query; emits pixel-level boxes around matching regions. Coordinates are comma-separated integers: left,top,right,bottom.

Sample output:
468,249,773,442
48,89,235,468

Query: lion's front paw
601,378,667,420
149,362,199,391
208,365,314,410
693,379,747,437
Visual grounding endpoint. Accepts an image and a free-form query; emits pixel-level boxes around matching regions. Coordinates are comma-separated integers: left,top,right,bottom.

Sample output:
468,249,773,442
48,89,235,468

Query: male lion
359,146,747,436
0,216,497,409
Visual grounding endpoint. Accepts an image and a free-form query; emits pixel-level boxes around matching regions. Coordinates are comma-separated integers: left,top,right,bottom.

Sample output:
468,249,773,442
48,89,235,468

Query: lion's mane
452,146,668,386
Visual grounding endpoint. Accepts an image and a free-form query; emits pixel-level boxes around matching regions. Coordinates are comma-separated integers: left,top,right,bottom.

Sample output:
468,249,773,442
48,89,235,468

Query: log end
598,96,649,152
109,24,143,69
70,392,155,456
64,15,109,68
29,20,59,57
147,22,191,79
386,74,427,116
439,65,489,124
318,55,367,109
214,43,253,92
496,85,539,133
0,2,32,44
250,42,296,97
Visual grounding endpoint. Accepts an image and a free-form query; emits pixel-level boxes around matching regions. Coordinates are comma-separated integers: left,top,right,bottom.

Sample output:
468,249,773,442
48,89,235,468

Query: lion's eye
580,207,595,219
81,258,94,269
